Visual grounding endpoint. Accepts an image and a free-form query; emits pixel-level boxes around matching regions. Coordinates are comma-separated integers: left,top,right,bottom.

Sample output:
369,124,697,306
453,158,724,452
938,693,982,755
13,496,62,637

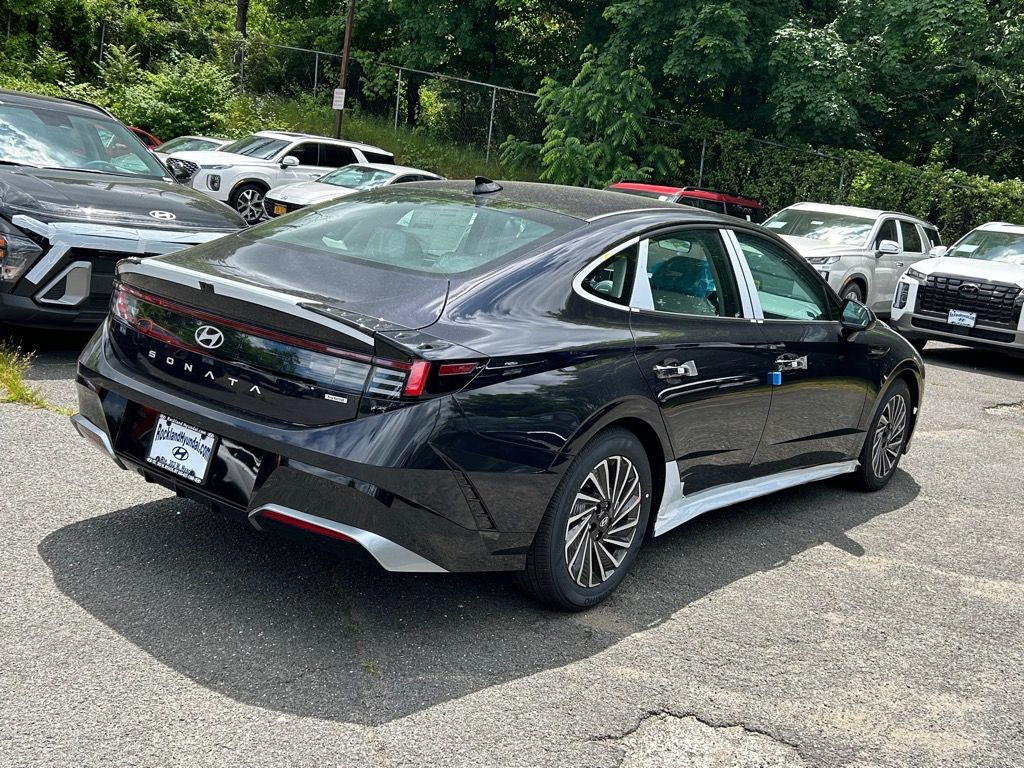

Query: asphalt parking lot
1,333,1022,768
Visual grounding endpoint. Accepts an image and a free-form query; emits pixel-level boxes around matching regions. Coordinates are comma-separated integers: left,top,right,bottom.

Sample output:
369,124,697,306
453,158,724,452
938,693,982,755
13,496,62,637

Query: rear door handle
775,354,808,372
654,360,698,379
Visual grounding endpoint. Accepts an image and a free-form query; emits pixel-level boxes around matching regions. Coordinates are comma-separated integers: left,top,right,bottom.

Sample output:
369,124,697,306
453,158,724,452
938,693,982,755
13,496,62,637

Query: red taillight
402,360,431,397
259,509,356,542
438,362,478,376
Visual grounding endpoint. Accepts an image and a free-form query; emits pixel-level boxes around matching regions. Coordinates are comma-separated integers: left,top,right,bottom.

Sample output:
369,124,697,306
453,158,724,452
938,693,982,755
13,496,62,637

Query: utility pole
333,0,356,139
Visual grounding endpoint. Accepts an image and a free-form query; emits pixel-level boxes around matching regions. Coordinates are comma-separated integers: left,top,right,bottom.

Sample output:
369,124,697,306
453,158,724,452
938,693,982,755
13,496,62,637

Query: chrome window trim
570,235,642,313
722,228,764,320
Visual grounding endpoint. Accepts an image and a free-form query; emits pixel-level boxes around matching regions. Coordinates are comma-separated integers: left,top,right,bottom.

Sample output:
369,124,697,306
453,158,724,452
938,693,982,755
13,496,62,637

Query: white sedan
263,163,444,218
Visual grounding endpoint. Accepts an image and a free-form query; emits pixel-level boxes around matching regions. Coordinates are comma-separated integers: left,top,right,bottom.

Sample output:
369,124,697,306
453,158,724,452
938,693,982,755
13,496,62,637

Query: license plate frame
145,414,217,485
947,309,977,328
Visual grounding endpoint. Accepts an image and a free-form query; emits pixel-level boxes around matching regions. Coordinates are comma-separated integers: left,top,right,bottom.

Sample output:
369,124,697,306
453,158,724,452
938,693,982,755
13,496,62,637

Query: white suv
892,221,1024,354
165,131,395,223
763,203,942,314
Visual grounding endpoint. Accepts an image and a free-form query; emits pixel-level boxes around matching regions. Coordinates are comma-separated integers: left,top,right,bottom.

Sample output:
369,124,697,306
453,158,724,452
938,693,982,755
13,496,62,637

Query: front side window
288,143,320,165
580,245,638,306
0,103,167,178
763,209,875,246
875,218,898,248
250,190,580,275
642,230,741,317
946,229,1024,265
900,220,924,253
923,226,942,248
735,233,836,321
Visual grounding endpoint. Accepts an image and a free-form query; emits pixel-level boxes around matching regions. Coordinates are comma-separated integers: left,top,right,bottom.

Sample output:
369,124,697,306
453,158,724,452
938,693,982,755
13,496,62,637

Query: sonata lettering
144,348,264,398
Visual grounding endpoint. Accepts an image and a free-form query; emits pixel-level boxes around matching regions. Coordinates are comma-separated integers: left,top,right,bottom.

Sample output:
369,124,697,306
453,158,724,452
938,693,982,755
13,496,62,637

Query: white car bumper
891,275,1024,352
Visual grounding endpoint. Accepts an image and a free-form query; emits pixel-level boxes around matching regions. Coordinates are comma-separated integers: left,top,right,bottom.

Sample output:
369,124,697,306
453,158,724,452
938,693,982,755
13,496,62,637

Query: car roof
407,180,729,222
252,130,391,154
609,181,763,208
782,201,936,227
0,88,113,120
975,221,1024,234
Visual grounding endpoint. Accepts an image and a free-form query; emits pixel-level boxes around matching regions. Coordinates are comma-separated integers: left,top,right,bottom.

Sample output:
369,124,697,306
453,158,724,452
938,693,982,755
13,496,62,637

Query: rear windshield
248,190,581,274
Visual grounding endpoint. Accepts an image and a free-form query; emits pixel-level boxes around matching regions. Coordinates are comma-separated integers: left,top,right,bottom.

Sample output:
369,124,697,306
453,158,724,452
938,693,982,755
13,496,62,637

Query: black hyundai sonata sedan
73,180,924,609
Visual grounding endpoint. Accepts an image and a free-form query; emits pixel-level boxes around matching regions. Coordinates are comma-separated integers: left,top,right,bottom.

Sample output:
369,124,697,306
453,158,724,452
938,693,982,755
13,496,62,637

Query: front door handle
775,354,808,372
895,261,905,267
654,360,698,379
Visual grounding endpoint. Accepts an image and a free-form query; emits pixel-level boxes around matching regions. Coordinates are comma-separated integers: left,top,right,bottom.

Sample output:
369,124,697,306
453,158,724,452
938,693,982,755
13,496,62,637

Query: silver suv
891,221,1024,354
763,203,942,314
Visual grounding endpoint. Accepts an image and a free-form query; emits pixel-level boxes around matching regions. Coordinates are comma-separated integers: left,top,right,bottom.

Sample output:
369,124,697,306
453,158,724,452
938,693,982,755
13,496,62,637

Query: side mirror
840,298,875,333
280,155,299,168
929,245,948,258
876,239,901,256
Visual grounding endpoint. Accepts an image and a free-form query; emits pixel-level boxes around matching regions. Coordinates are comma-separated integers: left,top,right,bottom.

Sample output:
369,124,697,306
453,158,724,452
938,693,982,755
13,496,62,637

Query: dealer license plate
146,415,216,485
273,203,287,216
947,309,977,328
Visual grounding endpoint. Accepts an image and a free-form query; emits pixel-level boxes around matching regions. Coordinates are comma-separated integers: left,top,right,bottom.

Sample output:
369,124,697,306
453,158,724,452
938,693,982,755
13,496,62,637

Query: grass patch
0,343,72,414
360,660,381,676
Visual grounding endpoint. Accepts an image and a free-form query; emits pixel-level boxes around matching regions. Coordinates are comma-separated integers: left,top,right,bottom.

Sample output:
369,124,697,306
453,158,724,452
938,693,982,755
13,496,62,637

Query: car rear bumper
72,326,543,573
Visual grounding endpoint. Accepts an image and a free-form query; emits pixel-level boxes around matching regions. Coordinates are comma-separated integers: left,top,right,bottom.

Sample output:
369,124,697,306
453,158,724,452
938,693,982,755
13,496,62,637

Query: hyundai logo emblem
172,446,190,461
959,283,980,294
194,325,225,349
149,210,177,220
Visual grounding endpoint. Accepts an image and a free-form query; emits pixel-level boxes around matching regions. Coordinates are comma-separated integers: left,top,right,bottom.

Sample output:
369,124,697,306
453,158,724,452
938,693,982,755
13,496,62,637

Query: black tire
517,428,653,611
850,379,911,491
841,281,865,303
230,182,267,224
909,338,928,352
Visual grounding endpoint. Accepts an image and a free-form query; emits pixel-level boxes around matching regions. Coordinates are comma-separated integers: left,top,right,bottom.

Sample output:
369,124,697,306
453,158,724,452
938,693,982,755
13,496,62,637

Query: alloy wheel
563,455,643,588
235,188,265,223
871,392,907,478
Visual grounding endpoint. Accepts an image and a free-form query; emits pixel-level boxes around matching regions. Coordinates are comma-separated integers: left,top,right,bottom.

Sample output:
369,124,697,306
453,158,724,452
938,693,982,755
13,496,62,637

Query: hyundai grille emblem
172,447,190,461
194,325,225,349
149,210,177,221
959,283,980,294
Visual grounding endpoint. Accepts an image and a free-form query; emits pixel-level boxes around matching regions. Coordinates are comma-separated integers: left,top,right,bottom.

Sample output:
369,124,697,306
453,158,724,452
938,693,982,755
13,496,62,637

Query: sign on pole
333,88,346,110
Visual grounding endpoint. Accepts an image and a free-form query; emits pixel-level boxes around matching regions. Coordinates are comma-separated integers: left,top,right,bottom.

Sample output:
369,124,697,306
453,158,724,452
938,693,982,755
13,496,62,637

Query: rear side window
580,245,638,306
363,150,396,164
322,144,359,167
900,220,924,253
678,195,726,214
725,203,763,222
257,191,580,275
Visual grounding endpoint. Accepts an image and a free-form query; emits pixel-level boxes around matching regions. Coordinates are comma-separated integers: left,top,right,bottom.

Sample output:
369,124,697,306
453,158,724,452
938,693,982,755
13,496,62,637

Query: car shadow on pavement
38,469,919,725
920,344,1023,382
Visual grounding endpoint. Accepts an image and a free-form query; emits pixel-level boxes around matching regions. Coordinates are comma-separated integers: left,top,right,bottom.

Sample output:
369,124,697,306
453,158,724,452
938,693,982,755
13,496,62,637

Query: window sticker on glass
957,243,979,252
764,220,787,228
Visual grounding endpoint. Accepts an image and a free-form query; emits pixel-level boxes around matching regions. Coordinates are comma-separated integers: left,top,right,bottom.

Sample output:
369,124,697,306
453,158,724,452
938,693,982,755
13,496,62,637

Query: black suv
0,89,244,329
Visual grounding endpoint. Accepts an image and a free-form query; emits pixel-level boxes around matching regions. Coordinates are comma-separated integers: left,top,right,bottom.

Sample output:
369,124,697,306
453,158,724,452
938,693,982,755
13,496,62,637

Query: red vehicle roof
609,182,763,210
